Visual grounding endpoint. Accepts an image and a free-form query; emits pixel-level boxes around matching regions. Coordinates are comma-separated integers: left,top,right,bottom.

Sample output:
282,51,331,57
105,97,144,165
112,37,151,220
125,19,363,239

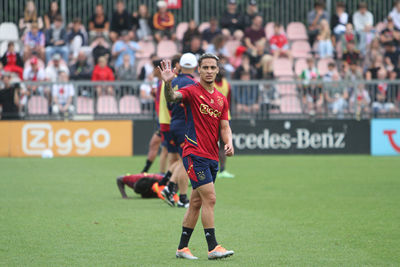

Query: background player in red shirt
160,53,234,260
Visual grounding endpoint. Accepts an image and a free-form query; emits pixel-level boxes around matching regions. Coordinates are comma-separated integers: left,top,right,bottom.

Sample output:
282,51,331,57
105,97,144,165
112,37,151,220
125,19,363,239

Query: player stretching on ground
160,53,234,260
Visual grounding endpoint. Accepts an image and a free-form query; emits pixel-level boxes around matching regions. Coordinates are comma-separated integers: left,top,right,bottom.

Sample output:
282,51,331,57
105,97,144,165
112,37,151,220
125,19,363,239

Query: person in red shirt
160,53,234,260
269,22,292,60
152,1,175,42
91,56,115,95
1,42,24,79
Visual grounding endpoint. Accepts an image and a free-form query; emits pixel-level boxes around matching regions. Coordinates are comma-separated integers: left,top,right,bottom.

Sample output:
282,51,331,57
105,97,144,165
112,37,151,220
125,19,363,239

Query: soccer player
160,53,234,260
214,69,235,179
161,53,198,208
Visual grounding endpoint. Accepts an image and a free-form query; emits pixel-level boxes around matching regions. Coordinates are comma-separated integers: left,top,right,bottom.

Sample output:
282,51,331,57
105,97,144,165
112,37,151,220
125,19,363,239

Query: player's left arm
220,120,234,156
116,177,128,199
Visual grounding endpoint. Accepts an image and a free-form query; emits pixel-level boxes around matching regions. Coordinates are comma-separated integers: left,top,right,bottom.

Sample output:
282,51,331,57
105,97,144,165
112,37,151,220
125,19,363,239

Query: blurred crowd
1,0,400,119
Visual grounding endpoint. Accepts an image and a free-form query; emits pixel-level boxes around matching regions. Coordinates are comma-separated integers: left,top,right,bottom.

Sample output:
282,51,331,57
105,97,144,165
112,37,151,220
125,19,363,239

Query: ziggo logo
22,123,111,155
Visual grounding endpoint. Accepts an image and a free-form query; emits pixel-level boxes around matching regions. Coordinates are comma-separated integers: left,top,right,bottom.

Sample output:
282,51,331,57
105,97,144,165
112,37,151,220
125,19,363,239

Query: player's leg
142,131,161,173
159,145,168,174
176,177,202,259
172,160,190,208
161,152,180,206
217,136,235,179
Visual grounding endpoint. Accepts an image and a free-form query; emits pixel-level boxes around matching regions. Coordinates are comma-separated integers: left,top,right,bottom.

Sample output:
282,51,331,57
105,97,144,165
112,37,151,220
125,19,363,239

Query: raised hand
158,59,176,83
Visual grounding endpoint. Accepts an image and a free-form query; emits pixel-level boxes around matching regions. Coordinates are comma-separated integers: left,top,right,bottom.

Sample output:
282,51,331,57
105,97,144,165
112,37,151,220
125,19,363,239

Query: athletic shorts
161,130,179,153
182,154,219,189
170,129,185,156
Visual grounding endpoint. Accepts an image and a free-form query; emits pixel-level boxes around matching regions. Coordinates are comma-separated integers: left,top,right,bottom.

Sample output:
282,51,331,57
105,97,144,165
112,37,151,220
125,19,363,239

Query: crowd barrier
3,79,400,120
0,0,395,27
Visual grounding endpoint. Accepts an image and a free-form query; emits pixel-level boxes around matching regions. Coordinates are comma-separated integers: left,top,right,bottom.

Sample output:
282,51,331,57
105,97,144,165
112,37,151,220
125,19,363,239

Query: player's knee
191,197,202,210
205,193,216,207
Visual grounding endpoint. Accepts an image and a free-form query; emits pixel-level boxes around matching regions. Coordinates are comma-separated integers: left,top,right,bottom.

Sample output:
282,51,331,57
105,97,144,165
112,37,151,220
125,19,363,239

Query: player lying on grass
116,173,177,201
160,53,235,260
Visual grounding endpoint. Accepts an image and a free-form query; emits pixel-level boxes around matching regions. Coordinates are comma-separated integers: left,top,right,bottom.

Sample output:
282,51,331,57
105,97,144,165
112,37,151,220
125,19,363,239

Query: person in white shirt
389,1,400,30
45,53,70,82
352,2,374,55
51,70,75,115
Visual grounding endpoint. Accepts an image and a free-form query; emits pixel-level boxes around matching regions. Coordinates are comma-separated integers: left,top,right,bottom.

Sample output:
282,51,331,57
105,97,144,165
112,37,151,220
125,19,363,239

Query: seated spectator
299,57,324,114
380,17,400,46
342,40,360,71
69,51,93,80
250,40,273,79
344,61,363,94
1,42,24,79
317,19,334,58
91,35,112,65
330,1,348,41
138,54,158,80
45,15,69,63
89,4,110,42
233,54,259,116
340,23,358,54
201,17,222,49
371,70,397,115
218,55,235,79
110,0,132,43
112,30,141,69
92,56,115,96
220,0,242,37
44,1,61,30
244,15,266,54
259,83,280,114
0,72,21,120
182,20,200,52
383,41,399,70
132,4,153,41
240,0,260,30
51,70,75,116
363,38,383,71
353,2,374,55
152,1,175,42
389,0,400,31
116,54,136,81
45,54,70,82
23,22,45,62
182,36,205,59
206,35,229,58
366,54,388,80
19,0,44,35
23,57,46,95
350,84,371,118
269,22,291,60
307,1,330,47
323,62,348,116
67,18,89,61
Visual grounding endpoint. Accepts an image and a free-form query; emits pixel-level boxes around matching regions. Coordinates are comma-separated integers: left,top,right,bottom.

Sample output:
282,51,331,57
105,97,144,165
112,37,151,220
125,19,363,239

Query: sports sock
179,194,187,202
220,166,225,172
159,171,172,186
168,181,178,195
142,159,153,173
178,227,193,249
204,228,218,251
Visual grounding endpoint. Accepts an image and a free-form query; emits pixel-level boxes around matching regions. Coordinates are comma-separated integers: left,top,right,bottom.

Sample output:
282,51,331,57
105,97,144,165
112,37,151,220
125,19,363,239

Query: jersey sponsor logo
200,95,205,100
199,103,221,118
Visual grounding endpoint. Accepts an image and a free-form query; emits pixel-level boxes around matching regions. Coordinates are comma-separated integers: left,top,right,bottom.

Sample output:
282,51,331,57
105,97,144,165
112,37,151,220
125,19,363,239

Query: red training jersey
269,34,288,49
178,82,229,161
122,173,163,189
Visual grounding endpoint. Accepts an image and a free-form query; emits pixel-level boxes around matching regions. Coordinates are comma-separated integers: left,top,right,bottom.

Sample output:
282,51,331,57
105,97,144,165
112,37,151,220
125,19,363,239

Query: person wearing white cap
160,53,198,208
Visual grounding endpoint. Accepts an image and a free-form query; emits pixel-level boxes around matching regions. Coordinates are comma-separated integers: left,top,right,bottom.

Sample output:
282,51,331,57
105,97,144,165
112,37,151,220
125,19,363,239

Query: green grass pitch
0,155,399,266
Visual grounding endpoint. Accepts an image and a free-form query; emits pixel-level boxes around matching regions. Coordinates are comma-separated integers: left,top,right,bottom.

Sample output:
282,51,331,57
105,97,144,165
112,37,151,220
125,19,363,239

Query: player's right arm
116,177,128,199
158,59,183,103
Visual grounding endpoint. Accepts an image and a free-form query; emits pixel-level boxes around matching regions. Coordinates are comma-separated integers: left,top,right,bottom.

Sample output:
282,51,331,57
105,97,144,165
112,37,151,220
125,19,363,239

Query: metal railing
2,79,399,121
0,0,395,27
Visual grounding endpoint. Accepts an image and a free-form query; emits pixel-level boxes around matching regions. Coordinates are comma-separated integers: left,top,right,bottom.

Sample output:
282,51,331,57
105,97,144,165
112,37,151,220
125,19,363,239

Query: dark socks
204,228,218,251
179,194,187,202
178,227,194,249
159,171,172,186
220,166,225,172
168,181,178,194
142,159,153,173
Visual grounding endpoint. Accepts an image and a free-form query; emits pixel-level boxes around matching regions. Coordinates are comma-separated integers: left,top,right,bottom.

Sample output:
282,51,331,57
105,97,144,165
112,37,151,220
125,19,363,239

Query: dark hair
152,59,162,68
314,0,325,8
198,53,219,66
73,17,81,24
274,22,281,28
336,2,346,8
134,178,158,198
171,54,182,68
358,2,367,9
7,41,14,48
54,14,63,22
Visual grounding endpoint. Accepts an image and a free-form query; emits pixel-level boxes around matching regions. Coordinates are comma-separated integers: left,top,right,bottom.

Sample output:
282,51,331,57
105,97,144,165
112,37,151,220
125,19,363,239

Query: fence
0,0,395,28
2,79,399,120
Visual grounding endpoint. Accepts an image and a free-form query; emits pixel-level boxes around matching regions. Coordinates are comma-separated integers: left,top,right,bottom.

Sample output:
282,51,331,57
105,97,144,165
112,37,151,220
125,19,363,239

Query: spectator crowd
0,0,400,119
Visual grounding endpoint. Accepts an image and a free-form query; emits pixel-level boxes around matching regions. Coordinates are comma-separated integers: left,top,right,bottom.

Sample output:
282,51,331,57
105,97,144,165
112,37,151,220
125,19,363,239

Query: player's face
198,58,219,84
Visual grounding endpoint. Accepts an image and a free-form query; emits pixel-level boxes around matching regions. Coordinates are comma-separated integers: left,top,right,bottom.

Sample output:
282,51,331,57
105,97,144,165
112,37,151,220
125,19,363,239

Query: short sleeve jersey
178,82,229,161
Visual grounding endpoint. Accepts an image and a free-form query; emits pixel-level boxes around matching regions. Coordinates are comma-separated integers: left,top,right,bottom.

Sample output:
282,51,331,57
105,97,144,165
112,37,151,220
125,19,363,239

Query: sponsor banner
230,120,370,154
166,0,182,9
0,121,132,157
371,119,400,156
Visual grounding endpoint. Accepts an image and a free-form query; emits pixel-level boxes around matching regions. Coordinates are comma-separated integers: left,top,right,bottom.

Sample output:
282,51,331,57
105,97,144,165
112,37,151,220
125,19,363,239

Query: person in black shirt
240,0,260,30
44,1,61,29
88,4,110,42
0,73,20,120
182,36,205,59
110,0,132,43
201,17,222,48
220,0,243,36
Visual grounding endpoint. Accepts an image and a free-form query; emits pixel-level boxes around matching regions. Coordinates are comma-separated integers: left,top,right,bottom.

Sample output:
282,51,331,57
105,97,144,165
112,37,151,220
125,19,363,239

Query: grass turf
0,155,399,266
